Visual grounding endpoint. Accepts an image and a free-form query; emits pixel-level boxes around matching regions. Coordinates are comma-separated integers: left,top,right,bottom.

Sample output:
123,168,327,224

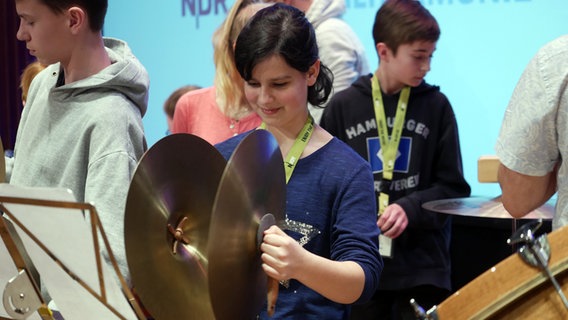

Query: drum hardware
411,206,560,320
410,223,568,319
410,298,437,320
507,220,568,310
410,220,568,320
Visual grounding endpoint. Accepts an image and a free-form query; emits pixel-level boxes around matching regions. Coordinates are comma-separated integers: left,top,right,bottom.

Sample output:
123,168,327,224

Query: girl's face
244,54,319,131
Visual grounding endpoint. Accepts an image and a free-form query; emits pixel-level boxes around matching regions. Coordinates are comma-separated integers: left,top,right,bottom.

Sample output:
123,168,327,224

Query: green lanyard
372,75,410,214
260,115,314,183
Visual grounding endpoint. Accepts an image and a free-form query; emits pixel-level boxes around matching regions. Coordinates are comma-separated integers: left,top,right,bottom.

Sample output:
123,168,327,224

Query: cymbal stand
507,220,568,310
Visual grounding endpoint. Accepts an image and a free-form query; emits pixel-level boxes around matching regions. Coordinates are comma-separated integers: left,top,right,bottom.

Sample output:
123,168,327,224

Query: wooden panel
478,155,500,183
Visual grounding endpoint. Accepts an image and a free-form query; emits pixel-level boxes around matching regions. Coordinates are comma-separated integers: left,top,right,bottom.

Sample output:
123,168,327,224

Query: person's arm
495,38,565,217
261,226,365,304
498,163,557,218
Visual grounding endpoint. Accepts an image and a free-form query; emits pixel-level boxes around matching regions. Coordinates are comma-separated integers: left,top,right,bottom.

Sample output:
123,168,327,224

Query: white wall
105,0,567,197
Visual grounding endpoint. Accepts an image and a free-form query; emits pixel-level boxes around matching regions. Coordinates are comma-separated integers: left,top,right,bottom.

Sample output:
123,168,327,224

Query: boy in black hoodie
320,0,471,319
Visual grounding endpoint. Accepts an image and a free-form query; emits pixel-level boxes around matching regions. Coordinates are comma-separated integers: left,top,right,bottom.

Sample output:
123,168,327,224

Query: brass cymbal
1,139,5,182
422,196,555,220
124,133,226,320
208,130,286,320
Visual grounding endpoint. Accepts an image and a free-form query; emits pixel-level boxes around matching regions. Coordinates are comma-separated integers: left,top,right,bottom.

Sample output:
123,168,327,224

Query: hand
260,225,306,281
377,203,408,239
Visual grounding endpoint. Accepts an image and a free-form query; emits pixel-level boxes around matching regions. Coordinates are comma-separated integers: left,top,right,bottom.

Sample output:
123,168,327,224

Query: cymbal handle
267,277,278,317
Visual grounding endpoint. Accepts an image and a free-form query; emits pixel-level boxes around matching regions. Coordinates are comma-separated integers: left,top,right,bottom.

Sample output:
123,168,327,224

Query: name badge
379,234,393,258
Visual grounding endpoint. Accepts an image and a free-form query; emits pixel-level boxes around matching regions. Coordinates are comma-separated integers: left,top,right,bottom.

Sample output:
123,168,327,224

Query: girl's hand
260,225,306,281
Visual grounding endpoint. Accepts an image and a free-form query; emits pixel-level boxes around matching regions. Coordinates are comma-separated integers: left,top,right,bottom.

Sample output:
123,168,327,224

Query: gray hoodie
305,0,370,123
8,38,149,282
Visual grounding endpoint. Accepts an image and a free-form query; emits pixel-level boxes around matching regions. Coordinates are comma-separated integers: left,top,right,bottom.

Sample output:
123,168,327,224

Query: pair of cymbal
422,196,554,220
124,131,285,320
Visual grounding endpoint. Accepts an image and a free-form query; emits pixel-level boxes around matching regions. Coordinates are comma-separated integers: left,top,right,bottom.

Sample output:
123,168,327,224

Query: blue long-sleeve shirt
216,132,383,319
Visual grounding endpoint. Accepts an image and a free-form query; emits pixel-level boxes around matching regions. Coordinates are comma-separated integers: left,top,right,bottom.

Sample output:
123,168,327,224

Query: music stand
0,184,145,320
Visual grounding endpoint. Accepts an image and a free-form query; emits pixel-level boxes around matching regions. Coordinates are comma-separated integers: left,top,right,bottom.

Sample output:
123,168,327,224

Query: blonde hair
212,0,271,119
20,61,46,104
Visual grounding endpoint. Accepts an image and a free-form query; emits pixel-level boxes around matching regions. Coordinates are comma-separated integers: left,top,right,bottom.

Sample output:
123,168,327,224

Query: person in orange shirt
172,0,271,144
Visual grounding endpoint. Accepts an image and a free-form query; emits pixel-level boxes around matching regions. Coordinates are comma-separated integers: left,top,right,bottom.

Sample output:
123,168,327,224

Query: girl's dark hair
234,3,333,107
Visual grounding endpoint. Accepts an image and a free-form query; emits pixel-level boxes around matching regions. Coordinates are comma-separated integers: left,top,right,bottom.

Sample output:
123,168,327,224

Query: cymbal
208,130,286,320
422,196,555,220
124,133,227,320
1,139,5,182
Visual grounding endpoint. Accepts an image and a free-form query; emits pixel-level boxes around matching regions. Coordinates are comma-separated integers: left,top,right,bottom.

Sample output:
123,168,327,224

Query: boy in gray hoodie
9,0,149,284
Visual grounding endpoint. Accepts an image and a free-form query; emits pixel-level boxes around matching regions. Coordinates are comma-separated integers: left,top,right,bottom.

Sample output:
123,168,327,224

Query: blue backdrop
104,0,567,198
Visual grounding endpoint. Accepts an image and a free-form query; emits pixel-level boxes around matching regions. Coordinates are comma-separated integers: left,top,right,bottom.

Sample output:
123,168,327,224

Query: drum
431,224,568,319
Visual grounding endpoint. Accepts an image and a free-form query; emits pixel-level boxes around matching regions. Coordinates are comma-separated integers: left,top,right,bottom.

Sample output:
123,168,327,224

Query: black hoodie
321,74,471,291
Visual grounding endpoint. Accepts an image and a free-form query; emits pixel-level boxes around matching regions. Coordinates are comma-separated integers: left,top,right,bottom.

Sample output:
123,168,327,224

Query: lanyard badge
260,115,314,184
372,75,410,257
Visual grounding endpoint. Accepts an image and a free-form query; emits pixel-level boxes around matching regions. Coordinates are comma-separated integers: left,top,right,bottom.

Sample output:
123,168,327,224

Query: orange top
172,86,261,145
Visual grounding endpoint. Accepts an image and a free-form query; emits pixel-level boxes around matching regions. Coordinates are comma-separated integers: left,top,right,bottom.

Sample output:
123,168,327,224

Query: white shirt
495,35,568,229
